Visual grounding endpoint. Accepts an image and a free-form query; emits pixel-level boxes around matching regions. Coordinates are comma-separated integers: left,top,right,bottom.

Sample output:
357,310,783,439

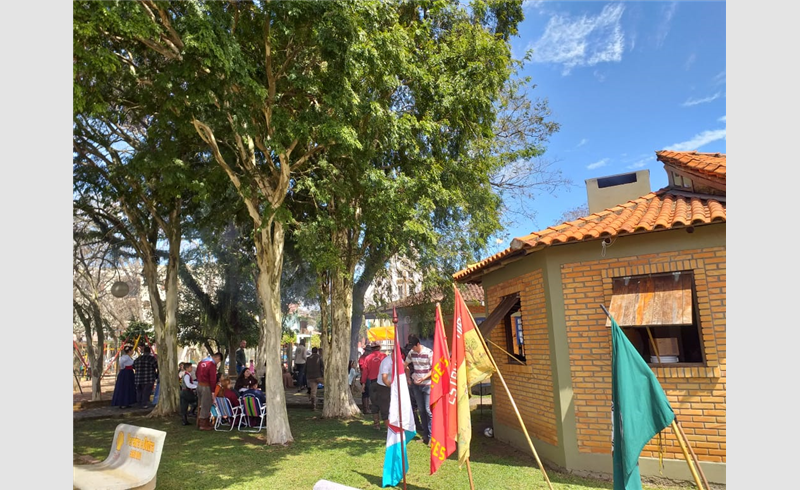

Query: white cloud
682,92,723,107
713,70,726,86
593,69,607,82
577,138,588,147
626,157,650,170
529,3,625,75
655,2,678,48
587,158,610,170
684,53,696,71
718,115,726,123
522,0,546,11
665,129,726,151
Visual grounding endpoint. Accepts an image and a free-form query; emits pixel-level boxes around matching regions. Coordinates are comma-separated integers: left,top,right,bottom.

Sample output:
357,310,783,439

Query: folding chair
214,396,242,431
238,394,266,432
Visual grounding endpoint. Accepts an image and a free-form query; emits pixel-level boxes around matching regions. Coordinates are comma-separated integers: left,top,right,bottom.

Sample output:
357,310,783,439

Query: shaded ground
73,376,492,420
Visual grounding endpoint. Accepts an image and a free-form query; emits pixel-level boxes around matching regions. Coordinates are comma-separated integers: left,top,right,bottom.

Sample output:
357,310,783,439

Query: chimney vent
586,170,651,214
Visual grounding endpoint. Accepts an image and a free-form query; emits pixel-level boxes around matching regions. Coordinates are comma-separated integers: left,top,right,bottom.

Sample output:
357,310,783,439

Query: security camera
602,237,612,245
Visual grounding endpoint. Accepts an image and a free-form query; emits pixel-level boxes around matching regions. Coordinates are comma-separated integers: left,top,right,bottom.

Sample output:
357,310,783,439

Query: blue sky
494,1,726,247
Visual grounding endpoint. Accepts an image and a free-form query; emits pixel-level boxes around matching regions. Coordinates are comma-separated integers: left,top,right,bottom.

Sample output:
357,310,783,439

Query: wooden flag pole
465,458,476,490
392,309,407,490
675,419,710,490
484,339,526,366
600,305,706,490
466,309,554,490
672,420,705,490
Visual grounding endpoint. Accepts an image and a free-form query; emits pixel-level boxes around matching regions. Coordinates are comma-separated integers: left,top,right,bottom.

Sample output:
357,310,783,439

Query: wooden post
392,309,407,490
465,458,476,490
672,420,705,490
601,305,706,490
466,309,554,490
675,420,710,490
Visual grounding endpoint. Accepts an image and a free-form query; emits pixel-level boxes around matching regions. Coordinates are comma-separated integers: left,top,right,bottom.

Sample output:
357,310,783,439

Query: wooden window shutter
606,272,693,326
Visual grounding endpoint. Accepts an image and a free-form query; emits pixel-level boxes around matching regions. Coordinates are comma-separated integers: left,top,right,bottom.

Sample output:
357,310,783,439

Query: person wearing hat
360,341,386,429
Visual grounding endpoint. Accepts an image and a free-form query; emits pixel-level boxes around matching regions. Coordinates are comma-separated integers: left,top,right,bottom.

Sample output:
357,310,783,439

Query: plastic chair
214,396,242,431
238,395,266,432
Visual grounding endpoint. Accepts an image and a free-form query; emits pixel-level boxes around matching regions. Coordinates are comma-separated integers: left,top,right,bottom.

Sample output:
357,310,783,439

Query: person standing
179,362,198,426
362,342,386,429
236,340,248,375
133,345,159,409
404,335,433,445
196,352,223,431
374,348,394,428
358,347,371,413
305,347,324,411
111,345,137,409
294,339,308,392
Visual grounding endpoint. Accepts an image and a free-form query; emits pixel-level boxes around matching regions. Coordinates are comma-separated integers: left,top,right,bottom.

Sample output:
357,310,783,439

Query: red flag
430,303,454,474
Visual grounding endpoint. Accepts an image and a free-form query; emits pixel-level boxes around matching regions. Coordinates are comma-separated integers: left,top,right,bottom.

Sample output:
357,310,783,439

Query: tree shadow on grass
73,407,404,490
353,471,429,490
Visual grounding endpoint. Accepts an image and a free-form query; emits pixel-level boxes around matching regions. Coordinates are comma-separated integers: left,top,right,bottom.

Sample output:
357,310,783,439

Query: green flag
611,316,675,490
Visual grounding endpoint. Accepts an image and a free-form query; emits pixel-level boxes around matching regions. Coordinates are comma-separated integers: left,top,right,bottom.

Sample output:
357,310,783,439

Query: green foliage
119,320,154,345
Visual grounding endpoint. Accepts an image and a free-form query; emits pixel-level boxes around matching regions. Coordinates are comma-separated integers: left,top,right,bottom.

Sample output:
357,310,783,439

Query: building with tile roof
454,151,726,485
365,283,486,347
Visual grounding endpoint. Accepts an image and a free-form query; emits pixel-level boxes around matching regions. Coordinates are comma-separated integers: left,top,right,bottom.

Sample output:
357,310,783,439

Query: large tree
73,0,221,416
288,1,561,418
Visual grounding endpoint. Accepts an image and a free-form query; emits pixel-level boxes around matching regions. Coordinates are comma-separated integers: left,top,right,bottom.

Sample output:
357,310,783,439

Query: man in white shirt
375,353,394,428
294,339,308,392
404,334,433,444
180,362,198,426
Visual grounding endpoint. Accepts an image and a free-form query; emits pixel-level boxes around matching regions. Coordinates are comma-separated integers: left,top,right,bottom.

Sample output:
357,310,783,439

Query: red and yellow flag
430,303,454,475
451,285,495,467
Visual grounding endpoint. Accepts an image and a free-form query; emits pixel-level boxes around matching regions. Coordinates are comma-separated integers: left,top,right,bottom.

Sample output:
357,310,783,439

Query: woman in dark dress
111,345,137,408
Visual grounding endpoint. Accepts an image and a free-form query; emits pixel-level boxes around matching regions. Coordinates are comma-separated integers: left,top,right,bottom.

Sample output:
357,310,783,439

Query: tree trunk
228,338,237,377
323,266,362,419
254,221,293,445
350,257,381,361
88,301,105,401
74,299,106,401
142,214,181,416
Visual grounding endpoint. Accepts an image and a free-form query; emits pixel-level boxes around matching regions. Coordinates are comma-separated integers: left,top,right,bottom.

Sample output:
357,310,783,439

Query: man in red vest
195,352,222,431
360,341,386,430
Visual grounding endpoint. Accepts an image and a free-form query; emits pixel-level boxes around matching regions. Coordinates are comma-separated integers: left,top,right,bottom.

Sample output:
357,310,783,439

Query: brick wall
562,247,726,463
486,269,558,446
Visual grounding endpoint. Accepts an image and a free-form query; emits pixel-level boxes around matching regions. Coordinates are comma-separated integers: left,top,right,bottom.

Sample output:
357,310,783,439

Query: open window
607,271,704,365
477,293,524,364
505,309,525,363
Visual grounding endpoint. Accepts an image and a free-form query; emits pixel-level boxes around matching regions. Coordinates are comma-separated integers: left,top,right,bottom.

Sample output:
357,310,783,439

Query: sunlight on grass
74,409,689,490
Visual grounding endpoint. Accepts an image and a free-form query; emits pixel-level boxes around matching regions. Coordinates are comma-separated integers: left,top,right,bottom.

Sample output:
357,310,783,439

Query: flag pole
641,329,709,490
465,308,554,490
600,305,706,490
465,459,476,490
392,308,407,490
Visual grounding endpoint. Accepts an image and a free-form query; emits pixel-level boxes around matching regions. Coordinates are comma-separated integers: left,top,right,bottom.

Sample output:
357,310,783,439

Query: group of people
357,335,433,445
175,350,272,429
292,339,326,410
111,334,436,437
111,344,159,410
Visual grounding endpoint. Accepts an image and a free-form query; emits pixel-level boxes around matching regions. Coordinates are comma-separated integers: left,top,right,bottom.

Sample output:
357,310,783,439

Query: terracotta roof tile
656,150,726,181
454,189,726,282
381,282,484,310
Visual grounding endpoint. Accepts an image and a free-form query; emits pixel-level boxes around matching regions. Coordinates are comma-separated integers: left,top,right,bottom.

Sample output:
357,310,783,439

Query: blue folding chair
238,395,266,432
213,396,242,431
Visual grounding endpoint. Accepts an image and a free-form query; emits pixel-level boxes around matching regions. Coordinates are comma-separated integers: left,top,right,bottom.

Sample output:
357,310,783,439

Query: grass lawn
74,407,690,490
